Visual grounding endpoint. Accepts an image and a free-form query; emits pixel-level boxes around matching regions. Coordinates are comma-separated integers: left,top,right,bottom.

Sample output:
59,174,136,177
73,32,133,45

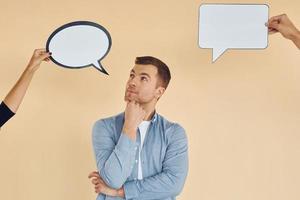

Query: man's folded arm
92,120,138,189
123,124,188,199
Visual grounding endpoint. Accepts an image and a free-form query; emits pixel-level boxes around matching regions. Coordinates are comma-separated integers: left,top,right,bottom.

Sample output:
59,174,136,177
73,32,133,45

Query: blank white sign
199,4,269,62
46,21,112,75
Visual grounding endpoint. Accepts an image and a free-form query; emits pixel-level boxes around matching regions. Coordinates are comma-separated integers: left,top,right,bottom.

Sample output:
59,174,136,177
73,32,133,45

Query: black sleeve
0,101,15,128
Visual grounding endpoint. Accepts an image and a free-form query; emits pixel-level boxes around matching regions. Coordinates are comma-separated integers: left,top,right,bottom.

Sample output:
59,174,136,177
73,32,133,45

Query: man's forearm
117,169,187,200
93,120,139,189
116,187,125,198
97,134,138,189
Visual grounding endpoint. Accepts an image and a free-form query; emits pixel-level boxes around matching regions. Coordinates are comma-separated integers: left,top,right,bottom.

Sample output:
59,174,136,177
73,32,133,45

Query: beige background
0,0,300,200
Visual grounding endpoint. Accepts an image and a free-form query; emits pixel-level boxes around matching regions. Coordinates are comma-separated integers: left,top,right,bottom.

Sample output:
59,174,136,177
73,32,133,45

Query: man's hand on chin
122,99,146,140
88,171,125,198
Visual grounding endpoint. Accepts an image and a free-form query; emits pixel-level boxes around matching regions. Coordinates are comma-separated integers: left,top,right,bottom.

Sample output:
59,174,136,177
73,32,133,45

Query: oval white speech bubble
46,21,112,75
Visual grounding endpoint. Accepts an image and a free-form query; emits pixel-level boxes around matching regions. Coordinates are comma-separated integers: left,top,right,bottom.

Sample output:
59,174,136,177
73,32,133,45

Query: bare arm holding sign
0,49,51,128
267,14,300,49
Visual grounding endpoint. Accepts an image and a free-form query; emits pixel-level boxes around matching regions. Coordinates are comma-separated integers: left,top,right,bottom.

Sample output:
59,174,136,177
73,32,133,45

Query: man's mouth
126,90,137,94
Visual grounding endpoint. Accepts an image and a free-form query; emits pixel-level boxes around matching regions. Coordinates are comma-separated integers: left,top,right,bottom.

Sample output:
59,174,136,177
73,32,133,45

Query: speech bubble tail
212,48,227,63
92,61,109,75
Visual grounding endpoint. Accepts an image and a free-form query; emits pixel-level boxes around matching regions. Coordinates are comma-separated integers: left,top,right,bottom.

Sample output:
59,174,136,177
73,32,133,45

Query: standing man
89,56,188,200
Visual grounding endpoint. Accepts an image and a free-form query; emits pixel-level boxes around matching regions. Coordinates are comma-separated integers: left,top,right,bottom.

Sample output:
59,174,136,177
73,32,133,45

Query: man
267,14,300,49
89,56,188,200
0,49,51,128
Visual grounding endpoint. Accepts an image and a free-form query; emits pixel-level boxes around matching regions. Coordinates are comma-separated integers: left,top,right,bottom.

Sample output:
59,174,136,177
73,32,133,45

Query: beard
124,91,139,102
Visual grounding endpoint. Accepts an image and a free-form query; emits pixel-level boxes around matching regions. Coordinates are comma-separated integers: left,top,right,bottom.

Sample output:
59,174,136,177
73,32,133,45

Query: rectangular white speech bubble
199,4,269,62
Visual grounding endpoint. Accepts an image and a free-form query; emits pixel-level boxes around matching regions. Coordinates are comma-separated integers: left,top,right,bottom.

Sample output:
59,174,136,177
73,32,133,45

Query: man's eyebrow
130,70,150,78
140,72,151,78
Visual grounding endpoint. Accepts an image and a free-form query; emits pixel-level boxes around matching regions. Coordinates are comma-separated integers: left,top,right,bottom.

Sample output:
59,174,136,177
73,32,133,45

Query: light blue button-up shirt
92,112,188,200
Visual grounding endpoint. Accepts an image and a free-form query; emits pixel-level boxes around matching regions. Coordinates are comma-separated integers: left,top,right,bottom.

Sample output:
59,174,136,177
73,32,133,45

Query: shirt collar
150,110,158,123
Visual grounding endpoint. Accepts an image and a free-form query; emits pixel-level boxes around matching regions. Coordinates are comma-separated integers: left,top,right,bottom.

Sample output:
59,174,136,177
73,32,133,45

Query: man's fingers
131,100,140,107
98,178,105,184
92,178,99,185
95,184,102,193
129,100,136,104
88,174,100,179
95,187,100,193
88,171,100,178
88,171,99,176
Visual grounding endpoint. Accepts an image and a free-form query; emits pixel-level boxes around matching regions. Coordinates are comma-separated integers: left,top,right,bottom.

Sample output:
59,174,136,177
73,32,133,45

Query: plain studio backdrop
0,0,300,200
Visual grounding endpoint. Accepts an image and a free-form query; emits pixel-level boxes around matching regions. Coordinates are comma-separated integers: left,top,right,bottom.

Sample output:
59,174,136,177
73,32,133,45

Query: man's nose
128,78,137,87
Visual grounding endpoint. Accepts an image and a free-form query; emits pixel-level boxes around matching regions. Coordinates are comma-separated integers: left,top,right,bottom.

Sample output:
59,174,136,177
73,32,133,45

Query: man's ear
155,86,165,99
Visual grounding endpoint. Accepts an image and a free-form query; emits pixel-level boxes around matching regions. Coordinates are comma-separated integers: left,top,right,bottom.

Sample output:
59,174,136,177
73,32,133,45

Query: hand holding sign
46,21,112,75
267,14,300,49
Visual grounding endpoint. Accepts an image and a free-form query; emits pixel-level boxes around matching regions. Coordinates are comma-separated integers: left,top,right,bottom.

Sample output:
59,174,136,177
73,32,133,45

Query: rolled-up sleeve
92,120,138,189
123,124,189,199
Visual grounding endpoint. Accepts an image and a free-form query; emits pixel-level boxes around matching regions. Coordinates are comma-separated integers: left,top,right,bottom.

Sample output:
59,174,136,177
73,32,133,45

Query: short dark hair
135,56,171,89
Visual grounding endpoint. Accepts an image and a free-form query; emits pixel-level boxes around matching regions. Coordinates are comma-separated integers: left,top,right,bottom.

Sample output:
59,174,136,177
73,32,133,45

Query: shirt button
135,160,138,163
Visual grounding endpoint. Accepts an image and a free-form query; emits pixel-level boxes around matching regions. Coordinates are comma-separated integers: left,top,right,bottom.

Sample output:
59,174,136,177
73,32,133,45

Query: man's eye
130,74,134,78
141,77,148,81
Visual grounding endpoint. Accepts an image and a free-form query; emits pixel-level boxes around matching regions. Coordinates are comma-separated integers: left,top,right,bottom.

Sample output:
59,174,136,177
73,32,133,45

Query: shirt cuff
124,180,139,200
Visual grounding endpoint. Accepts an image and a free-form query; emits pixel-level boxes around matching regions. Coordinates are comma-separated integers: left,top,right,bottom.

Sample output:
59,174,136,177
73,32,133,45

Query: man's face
124,64,164,104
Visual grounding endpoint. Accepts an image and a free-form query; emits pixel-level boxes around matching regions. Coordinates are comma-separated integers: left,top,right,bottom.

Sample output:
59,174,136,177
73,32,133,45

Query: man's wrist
116,187,125,198
122,125,137,140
